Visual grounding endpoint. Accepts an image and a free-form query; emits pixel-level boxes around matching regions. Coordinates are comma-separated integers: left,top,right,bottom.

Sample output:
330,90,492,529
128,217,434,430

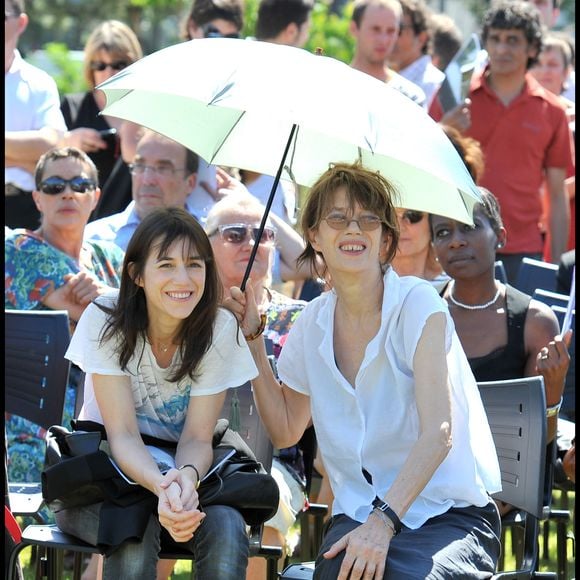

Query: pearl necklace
448,281,501,310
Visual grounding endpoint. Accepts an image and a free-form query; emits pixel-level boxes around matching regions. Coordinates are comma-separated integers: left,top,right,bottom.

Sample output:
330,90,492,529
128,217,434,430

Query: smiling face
530,45,569,96
431,207,506,281
136,236,207,325
32,157,100,231
309,186,388,277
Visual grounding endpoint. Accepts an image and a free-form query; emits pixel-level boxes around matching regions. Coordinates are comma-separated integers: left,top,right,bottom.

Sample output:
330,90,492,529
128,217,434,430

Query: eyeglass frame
208,223,278,245
322,214,384,231
90,60,130,72
128,163,188,178
38,176,97,195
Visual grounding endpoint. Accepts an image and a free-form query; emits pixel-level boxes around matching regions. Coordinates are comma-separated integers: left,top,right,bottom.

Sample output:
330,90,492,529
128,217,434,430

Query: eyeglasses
399,210,425,224
201,23,240,39
129,163,186,178
323,214,383,231
38,176,97,195
90,60,130,72
210,224,277,245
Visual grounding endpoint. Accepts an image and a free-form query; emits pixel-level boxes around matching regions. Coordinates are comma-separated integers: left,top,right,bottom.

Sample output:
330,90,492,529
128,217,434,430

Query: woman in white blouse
228,162,502,579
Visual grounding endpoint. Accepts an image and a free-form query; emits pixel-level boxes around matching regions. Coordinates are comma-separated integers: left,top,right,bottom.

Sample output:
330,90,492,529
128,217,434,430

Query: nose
448,230,467,248
173,263,191,282
345,219,362,232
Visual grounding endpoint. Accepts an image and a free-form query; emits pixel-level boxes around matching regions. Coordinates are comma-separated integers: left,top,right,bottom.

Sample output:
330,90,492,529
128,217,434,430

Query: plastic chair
532,289,570,310
495,260,508,284
515,258,558,296
281,376,557,580
5,310,71,524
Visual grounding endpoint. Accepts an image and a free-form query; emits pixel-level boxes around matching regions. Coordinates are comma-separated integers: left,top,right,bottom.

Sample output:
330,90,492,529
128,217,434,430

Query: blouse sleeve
64,292,126,375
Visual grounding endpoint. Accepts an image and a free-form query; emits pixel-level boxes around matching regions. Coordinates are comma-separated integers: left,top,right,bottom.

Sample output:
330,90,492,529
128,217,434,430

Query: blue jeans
55,503,249,580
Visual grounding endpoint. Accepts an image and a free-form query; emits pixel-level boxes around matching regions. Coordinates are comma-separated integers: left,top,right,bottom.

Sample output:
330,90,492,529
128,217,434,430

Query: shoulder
18,59,59,92
387,72,427,105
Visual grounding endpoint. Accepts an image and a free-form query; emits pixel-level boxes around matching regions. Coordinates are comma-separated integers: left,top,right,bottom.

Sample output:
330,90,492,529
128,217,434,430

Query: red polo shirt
465,68,573,254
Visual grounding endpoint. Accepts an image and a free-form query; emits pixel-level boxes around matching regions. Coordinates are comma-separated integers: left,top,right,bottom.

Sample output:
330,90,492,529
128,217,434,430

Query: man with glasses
84,129,200,250
348,0,426,109
5,0,67,229
389,0,445,109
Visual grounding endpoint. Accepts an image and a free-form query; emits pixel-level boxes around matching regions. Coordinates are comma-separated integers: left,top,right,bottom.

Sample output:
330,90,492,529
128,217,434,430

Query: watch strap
372,497,402,535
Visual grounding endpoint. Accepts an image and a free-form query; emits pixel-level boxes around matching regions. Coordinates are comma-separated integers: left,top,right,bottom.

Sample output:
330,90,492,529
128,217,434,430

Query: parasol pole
240,123,298,292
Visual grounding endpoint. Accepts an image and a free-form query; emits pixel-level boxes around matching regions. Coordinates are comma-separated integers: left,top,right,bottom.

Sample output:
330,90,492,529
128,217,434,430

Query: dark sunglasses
211,224,277,245
201,24,240,39
90,60,129,72
39,176,97,195
401,210,425,224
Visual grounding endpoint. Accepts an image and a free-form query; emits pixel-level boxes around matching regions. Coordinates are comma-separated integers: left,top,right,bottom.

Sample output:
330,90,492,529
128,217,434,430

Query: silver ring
541,353,549,360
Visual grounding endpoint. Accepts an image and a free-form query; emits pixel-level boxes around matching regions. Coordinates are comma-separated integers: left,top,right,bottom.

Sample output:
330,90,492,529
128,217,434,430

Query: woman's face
431,207,504,280
137,237,207,324
309,186,388,276
89,48,131,88
32,157,100,231
394,209,431,259
209,208,275,289
530,47,569,96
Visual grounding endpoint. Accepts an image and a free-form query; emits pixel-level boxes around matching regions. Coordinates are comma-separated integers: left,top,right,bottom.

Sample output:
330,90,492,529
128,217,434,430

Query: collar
471,65,549,101
7,49,23,75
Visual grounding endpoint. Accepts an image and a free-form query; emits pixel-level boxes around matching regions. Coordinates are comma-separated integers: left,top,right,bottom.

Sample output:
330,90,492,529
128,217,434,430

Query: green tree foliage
41,42,88,95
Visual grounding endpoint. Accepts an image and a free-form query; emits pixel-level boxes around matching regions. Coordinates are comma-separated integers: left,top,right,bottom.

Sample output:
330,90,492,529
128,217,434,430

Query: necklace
448,281,501,311
158,342,169,353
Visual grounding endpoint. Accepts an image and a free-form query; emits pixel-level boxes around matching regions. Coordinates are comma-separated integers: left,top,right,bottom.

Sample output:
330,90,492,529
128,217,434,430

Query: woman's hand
60,128,108,153
323,513,393,580
224,282,262,338
535,330,572,405
64,272,108,305
159,467,199,511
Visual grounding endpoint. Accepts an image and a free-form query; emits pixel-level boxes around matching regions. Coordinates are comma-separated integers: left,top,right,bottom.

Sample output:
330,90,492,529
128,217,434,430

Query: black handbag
42,420,279,526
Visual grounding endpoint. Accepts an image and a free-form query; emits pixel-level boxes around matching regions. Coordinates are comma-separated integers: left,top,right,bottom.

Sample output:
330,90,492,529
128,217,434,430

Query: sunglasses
90,60,129,72
38,176,97,195
323,214,383,231
400,210,425,224
211,224,277,245
201,24,240,39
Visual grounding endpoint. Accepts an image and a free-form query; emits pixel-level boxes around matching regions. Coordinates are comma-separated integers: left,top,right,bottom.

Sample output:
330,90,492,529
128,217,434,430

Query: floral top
264,288,307,358
5,229,124,310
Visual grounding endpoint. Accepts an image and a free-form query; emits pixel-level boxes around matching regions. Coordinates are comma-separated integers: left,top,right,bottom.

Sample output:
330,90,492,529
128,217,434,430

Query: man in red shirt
465,1,573,283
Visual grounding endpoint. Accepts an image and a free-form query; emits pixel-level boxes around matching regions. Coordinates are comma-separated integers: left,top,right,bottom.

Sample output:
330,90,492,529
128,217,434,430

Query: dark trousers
5,187,40,230
496,252,542,285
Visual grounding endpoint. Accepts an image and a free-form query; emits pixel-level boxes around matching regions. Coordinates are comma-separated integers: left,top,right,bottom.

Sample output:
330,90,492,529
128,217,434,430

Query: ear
127,262,143,287
496,227,507,250
308,227,322,253
17,13,29,35
349,20,359,40
187,173,197,191
379,231,391,264
187,20,203,40
417,30,429,51
31,190,42,212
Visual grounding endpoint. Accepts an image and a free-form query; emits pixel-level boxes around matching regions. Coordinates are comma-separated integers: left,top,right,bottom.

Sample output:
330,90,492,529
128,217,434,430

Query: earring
496,242,503,249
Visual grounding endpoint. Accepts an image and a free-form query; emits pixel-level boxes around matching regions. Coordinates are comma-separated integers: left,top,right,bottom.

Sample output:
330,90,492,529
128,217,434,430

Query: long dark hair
99,207,222,382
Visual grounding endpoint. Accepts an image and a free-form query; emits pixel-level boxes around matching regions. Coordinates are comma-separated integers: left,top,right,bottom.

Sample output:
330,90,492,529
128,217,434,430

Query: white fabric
277,268,501,528
186,161,218,225
245,174,297,225
66,290,258,442
399,55,446,109
5,50,67,190
83,201,140,251
386,70,427,109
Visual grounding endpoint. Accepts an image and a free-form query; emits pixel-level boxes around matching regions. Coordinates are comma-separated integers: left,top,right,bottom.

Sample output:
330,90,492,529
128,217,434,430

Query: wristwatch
372,497,402,535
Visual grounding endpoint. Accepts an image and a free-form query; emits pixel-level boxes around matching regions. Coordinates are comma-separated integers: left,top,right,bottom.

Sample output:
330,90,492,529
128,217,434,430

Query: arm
523,300,572,442
545,167,570,264
226,284,312,448
324,312,453,579
5,127,64,165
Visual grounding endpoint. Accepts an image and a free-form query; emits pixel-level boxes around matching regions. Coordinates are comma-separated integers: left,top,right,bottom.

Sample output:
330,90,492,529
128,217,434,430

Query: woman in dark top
60,20,143,220
431,187,571,450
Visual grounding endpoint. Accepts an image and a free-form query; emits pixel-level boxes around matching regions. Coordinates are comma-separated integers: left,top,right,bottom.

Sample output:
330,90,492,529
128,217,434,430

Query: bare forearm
549,196,570,263
269,213,310,281
5,128,63,162
175,440,213,480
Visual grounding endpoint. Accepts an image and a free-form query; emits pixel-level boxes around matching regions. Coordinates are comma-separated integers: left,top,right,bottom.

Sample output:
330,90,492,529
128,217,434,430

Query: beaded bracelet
244,314,267,342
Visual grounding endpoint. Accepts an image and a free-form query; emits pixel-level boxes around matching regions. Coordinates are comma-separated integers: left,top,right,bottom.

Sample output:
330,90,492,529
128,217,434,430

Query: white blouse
65,290,258,442
277,268,501,528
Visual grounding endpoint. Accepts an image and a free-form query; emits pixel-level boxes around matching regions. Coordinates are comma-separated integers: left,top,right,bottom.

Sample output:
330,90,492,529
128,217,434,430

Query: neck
392,252,428,278
446,275,500,305
351,57,390,83
487,70,526,105
332,268,384,316
36,225,85,261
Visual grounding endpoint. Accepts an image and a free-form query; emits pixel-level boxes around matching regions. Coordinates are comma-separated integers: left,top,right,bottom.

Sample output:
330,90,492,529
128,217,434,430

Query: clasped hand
324,513,393,580
158,468,205,543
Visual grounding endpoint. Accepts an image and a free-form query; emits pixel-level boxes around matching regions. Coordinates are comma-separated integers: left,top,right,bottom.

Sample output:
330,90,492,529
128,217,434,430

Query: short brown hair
298,162,400,278
35,147,99,189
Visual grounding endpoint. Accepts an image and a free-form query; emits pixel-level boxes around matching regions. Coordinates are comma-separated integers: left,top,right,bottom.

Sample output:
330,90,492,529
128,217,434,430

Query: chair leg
266,555,279,580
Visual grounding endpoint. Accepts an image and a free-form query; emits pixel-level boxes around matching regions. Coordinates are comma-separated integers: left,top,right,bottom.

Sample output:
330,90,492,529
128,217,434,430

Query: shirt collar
7,49,23,75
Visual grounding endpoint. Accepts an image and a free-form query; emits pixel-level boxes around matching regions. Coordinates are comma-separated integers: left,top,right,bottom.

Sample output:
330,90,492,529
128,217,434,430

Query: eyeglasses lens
325,216,382,231
403,211,425,224
221,226,275,245
39,177,96,195
91,61,129,72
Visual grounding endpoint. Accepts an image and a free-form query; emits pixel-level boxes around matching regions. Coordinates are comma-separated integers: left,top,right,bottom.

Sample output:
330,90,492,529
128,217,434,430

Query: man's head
481,1,543,72
255,0,314,47
428,13,462,71
524,0,560,29
5,0,28,71
350,0,403,67
389,0,433,71
182,0,243,41
130,130,199,220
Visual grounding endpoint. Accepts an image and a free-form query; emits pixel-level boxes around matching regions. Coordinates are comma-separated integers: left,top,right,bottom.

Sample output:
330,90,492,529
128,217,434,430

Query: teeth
167,292,191,299
341,244,364,251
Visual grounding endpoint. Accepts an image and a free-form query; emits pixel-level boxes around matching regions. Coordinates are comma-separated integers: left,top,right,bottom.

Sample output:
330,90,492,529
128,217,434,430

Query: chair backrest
532,288,570,310
494,260,508,284
5,310,71,430
514,257,558,295
478,376,547,519
219,355,276,473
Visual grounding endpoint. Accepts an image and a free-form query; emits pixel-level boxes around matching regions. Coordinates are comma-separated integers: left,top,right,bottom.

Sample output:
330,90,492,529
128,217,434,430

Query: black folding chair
5,310,71,524
515,258,559,295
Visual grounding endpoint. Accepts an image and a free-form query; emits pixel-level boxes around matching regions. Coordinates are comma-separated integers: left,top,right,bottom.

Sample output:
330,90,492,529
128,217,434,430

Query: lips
448,254,473,264
339,241,366,253
166,291,193,300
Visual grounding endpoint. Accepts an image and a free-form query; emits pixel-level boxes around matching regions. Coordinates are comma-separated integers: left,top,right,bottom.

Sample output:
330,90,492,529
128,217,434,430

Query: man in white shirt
349,0,426,109
5,0,67,229
389,0,445,109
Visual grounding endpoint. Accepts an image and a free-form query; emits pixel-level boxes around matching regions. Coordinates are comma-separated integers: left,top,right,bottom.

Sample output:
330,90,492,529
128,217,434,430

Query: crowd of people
5,0,575,578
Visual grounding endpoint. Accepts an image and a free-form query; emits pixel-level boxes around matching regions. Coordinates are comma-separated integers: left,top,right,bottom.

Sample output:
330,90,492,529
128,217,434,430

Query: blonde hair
83,20,143,89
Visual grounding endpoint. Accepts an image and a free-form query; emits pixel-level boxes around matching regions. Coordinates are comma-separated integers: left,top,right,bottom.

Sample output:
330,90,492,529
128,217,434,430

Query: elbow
438,420,453,459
